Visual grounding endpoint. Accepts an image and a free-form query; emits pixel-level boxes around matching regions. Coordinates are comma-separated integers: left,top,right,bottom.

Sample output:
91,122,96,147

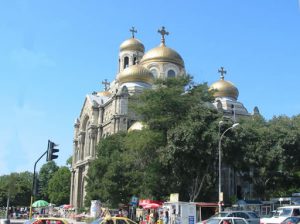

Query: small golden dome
117,64,154,84
210,76,239,100
140,44,184,67
128,121,147,132
120,38,145,52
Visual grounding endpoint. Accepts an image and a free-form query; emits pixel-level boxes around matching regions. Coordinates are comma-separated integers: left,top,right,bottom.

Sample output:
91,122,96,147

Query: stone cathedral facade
70,27,258,209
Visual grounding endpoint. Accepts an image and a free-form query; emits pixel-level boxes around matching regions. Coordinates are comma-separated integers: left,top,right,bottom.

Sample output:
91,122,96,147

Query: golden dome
128,121,147,132
210,76,239,100
120,38,145,52
140,43,184,67
117,64,154,84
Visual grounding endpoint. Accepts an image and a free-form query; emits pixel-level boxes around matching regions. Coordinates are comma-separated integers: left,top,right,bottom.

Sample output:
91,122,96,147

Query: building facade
70,27,258,209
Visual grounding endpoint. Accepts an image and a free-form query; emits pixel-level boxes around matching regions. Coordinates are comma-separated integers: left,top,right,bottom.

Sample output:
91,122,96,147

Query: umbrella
32,200,49,207
63,204,72,209
143,203,161,209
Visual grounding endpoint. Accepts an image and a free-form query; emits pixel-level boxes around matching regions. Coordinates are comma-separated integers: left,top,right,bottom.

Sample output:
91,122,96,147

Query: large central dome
140,43,184,67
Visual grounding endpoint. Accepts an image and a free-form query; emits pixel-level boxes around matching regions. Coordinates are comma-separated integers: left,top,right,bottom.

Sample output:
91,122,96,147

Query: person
163,210,169,224
149,211,155,224
116,210,122,217
223,219,231,224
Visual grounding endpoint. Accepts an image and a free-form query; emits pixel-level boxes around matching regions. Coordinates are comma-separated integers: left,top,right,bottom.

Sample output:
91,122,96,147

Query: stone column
78,132,85,161
70,169,76,206
88,126,97,157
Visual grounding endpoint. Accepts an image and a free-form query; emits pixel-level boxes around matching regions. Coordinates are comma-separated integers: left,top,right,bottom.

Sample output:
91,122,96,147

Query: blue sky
0,0,300,175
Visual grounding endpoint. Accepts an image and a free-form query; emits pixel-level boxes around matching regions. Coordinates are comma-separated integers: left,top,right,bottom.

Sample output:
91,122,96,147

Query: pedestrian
163,210,169,224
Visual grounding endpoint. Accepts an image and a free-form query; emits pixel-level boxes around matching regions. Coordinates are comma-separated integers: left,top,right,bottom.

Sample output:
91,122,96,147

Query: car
24,217,70,224
95,216,138,224
210,211,260,224
280,217,300,224
198,217,250,224
260,206,300,224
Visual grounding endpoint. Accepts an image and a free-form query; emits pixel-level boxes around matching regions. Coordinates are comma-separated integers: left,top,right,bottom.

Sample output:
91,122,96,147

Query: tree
48,167,71,205
85,132,128,207
66,156,72,168
161,104,221,201
131,76,214,137
38,161,59,200
0,172,32,207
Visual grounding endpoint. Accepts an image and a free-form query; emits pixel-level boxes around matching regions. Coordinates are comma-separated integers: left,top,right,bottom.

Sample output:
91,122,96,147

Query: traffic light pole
29,150,47,219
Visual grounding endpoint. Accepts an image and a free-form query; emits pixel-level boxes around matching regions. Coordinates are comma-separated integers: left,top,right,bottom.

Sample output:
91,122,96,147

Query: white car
209,211,260,224
198,217,249,224
260,206,300,224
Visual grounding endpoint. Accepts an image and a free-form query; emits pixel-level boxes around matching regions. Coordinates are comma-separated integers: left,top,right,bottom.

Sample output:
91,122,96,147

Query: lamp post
218,122,239,212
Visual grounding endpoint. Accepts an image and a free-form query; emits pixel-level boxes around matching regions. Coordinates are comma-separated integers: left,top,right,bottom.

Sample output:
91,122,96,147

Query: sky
0,0,300,175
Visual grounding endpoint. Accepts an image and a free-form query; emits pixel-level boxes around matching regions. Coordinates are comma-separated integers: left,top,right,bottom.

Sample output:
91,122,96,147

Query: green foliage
66,156,73,168
130,76,214,136
38,161,59,200
0,172,32,206
226,115,300,200
162,104,221,201
48,166,71,204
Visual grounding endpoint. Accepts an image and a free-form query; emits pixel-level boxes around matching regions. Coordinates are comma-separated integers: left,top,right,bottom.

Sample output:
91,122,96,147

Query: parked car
210,211,260,224
198,217,249,224
24,217,70,224
260,206,300,224
280,217,300,224
95,217,137,224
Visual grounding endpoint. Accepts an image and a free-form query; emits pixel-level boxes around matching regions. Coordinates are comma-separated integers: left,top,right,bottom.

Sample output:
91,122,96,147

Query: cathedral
70,26,258,209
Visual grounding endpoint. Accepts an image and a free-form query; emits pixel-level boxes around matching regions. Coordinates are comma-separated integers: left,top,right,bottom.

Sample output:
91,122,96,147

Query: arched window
124,57,129,68
167,70,176,78
151,69,158,78
133,57,137,65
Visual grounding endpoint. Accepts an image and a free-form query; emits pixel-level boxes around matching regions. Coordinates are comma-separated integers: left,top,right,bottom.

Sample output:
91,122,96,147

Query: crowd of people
139,209,169,224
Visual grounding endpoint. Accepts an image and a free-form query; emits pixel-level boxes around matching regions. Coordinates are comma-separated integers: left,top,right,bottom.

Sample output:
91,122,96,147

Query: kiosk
163,201,196,224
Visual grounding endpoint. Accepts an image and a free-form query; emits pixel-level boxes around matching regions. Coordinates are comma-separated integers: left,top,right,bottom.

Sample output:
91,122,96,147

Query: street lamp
218,122,239,212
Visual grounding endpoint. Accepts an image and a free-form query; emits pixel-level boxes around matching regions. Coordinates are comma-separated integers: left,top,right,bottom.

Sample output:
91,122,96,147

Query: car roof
102,217,137,223
277,206,300,209
37,218,67,221
212,217,248,219
221,211,255,213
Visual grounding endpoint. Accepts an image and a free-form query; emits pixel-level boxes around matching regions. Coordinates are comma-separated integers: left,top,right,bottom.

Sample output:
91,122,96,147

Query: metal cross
130,26,137,38
102,79,110,91
218,67,227,80
158,26,169,45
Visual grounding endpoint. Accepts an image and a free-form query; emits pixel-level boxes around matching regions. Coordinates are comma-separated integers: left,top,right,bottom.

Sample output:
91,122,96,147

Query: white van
260,206,300,224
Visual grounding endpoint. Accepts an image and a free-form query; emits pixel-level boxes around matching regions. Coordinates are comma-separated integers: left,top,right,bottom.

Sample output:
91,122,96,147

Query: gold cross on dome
102,79,110,91
130,27,137,38
218,67,227,80
158,26,169,45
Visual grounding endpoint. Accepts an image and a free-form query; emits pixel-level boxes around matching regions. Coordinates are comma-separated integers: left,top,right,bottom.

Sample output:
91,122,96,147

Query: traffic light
47,140,59,161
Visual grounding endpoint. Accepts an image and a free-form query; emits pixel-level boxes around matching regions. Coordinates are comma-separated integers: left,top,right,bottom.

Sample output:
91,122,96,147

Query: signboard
131,196,139,206
189,216,195,224
219,192,223,202
170,193,179,202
